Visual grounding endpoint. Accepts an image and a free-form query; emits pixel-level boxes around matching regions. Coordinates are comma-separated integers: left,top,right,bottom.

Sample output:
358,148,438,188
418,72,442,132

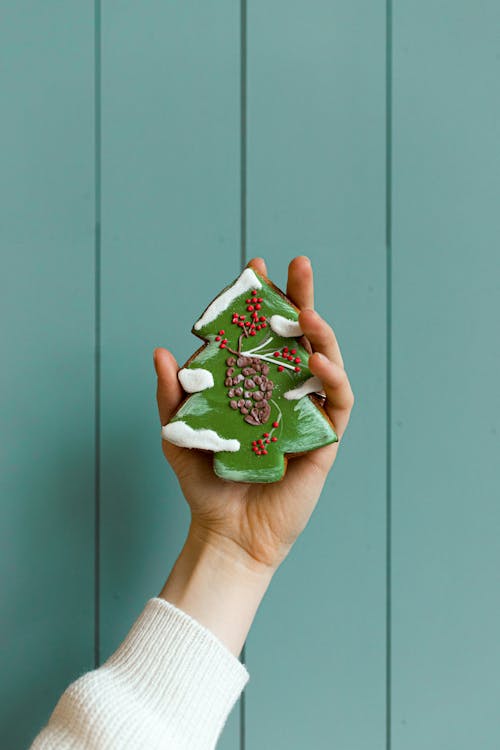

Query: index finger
308,352,355,440
286,256,314,310
154,347,183,425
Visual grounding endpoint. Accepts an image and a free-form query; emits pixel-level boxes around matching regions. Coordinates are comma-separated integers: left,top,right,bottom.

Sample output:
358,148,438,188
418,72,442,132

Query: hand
154,257,354,575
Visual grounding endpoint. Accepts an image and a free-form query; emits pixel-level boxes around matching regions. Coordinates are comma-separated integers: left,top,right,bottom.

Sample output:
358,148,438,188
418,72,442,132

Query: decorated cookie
161,267,338,483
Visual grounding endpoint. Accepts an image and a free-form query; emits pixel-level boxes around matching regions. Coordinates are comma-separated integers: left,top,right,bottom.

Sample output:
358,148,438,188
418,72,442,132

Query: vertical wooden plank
0,4,95,748
246,2,387,747
99,3,241,746
392,2,500,747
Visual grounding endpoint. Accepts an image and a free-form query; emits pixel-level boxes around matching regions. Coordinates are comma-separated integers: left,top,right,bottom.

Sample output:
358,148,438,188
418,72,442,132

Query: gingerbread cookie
161,267,337,482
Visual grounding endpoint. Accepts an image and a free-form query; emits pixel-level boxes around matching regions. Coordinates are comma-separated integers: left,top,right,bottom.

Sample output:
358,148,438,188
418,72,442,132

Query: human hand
154,256,354,575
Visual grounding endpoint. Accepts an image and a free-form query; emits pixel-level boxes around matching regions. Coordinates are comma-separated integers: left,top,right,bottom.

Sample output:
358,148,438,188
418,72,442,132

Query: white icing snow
178,367,214,393
162,421,240,453
194,268,262,331
284,376,324,400
269,314,303,337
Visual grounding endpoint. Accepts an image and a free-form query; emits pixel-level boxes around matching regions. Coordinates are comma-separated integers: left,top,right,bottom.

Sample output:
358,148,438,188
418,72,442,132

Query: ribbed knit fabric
30,598,249,749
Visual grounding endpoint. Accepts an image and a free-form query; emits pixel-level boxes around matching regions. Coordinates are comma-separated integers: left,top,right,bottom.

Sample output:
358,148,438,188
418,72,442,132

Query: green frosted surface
169,271,337,482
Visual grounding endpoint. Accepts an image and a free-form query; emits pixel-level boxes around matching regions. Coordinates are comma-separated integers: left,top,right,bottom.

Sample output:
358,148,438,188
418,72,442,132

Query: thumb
153,348,183,425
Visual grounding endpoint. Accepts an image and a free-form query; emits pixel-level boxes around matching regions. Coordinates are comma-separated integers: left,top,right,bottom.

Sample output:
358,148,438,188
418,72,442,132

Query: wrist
187,519,280,579
159,520,274,656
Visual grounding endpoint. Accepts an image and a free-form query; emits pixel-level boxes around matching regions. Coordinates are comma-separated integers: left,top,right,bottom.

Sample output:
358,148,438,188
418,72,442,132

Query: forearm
160,521,275,657
31,524,267,750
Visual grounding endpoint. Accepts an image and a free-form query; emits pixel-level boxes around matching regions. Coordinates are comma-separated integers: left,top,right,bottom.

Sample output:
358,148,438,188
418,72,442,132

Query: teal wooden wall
1,2,499,749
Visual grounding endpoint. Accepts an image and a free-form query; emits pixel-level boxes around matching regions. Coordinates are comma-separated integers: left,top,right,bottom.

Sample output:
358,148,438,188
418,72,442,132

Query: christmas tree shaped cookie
162,267,338,482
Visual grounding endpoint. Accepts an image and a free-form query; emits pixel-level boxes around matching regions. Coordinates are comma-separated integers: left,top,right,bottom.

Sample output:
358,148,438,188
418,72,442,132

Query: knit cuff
105,597,249,748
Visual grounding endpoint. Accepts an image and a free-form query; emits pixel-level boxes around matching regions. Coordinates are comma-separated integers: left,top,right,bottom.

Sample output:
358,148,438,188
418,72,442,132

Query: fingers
286,256,314,310
299,308,344,368
247,257,268,278
308,352,355,439
248,255,314,311
153,348,183,425
300,308,353,438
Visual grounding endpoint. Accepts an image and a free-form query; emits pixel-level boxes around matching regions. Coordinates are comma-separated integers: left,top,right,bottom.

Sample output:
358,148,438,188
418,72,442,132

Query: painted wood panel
0,4,95,748
2,4,499,748
392,2,500,747
245,2,387,747
99,2,242,747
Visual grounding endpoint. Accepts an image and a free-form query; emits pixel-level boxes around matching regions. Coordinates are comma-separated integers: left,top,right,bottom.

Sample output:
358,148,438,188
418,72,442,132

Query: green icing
167,270,338,483
176,392,213,418
189,341,219,365
214,452,286,483
279,397,336,453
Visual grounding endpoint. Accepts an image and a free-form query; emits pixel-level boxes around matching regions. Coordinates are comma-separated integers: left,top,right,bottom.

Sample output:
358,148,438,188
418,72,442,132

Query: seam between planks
385,0,393,747
239,0,247,748
94,0,102,670
240,0,247,274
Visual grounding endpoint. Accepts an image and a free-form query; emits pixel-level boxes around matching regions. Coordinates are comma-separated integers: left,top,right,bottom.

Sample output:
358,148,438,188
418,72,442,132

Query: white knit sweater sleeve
30,597,249,750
